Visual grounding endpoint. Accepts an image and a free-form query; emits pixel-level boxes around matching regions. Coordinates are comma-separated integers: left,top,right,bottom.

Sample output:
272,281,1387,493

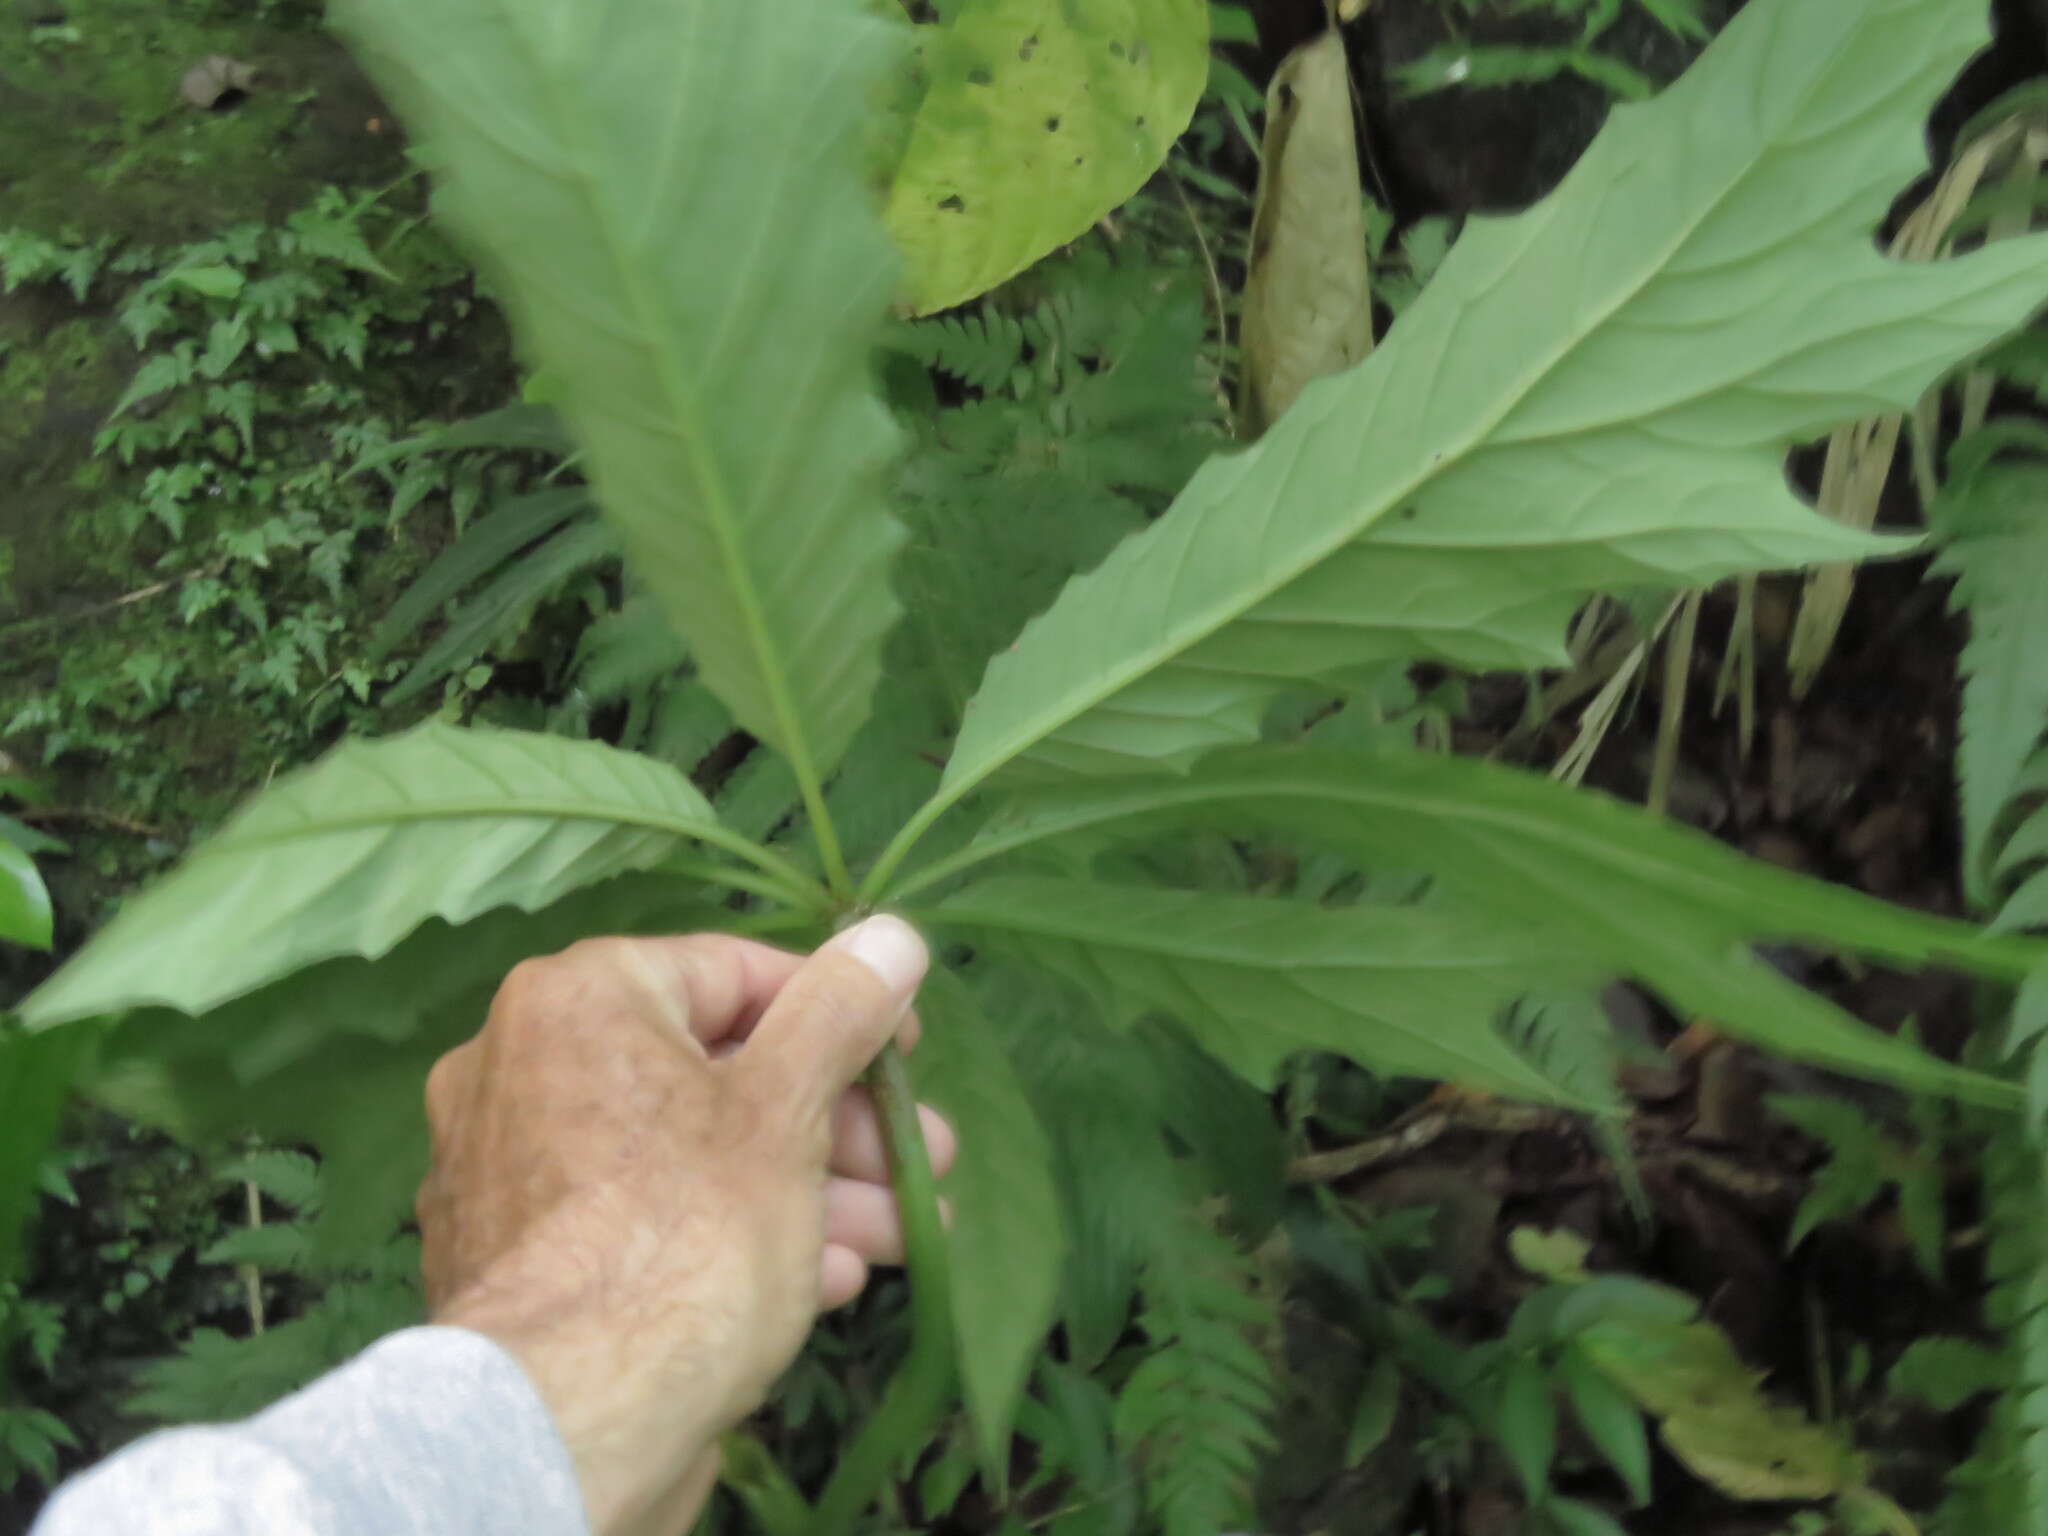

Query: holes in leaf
966,65,993,86
937,194,966,212
1135,115,1146,129
1073,156,1084,167
1045,115,1060,132
1018,33,1038,60
1108,40,1124,57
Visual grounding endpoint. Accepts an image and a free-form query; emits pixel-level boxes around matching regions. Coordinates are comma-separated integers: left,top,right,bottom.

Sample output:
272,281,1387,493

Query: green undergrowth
14,4,2048,1535
0,185,526,919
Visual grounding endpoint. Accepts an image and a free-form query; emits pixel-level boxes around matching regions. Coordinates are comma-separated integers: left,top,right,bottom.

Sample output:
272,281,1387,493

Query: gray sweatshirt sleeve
30,1326,590,1536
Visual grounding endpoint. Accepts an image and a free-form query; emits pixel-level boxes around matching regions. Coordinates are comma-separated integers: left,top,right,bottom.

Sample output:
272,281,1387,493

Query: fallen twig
15,806,164,837
0,559,229,645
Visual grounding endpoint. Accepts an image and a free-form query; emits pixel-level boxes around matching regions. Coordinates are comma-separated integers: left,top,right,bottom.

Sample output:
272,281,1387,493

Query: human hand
416,915,949,1536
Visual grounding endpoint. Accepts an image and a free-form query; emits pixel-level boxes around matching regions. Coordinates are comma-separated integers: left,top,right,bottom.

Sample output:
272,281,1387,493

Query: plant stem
694,827,833,909
808,1043,955,1536
806,796,854,902
719,1430,813,1536
870,817,1027,906
859,793,959,904
668,856,821,912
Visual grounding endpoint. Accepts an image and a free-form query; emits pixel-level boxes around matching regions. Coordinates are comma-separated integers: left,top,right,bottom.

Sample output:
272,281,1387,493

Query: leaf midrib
940,18,1843,809
930,886,1552,971
201,798,713,859
923,766,2047,979
495,5,826,818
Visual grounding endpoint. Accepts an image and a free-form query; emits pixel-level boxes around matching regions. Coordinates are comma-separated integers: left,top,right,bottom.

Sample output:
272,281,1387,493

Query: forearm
31,1327,588,1536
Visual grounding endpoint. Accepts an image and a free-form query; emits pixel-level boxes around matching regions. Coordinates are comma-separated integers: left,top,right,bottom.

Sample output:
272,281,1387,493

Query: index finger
581,932,810,1054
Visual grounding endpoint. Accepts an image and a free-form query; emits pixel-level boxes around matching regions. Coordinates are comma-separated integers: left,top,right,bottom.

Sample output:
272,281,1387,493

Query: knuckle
492,941,629,1030
492,954,563,1017
564,934,639,970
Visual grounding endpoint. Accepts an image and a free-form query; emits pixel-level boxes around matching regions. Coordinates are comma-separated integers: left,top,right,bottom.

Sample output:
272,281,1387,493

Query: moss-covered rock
0,0,405,246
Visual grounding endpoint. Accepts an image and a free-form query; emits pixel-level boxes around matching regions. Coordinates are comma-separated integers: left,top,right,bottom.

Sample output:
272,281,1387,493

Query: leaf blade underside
937,0,2048,805
21,724,727,1027
941,747,2038,1105
332,0,907,791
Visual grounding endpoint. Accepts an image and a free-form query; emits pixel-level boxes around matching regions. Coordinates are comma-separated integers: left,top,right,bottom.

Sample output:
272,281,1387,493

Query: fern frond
214,1149,322,1213
1497,990,1625,1117
1929,424,2048,908
125,1278,422,1426
570,593,688,705
891,308,1031,393
200,1223,316,1273
1938,1121,2048,1532
1114,1192,1280,1536
1930,419,2048,1531
125,1154,425,1430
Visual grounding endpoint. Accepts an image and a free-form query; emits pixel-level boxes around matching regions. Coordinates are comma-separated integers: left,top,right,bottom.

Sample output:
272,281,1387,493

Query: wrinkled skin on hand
418,917,947,1536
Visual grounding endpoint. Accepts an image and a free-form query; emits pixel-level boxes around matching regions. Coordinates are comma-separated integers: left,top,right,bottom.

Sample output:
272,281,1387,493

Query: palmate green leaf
913,0,2048,826
908,971,1065,1479
885,0,1208,315
930,876,1594,1097
331,0,906,800
20,723,746,1029
924,748,2041,1104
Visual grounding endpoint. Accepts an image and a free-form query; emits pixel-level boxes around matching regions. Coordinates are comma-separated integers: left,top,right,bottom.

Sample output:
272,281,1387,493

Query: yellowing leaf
1238,28,1372,436
1659,1401,1853,1501
1508,1225,1592,1281
1578,1316,1859,1502
887,0,1208,315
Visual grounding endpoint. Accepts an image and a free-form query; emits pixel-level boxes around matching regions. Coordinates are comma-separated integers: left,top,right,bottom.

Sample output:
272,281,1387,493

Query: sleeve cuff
244,1325,589,1535
33,1325,589,1536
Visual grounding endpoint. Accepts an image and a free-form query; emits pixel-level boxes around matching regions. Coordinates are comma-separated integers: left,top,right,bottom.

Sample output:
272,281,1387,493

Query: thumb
741,914,928,1122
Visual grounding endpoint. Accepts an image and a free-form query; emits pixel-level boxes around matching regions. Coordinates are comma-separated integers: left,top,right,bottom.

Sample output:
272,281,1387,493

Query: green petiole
808,1041,956,1536
717,1042,954,1536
